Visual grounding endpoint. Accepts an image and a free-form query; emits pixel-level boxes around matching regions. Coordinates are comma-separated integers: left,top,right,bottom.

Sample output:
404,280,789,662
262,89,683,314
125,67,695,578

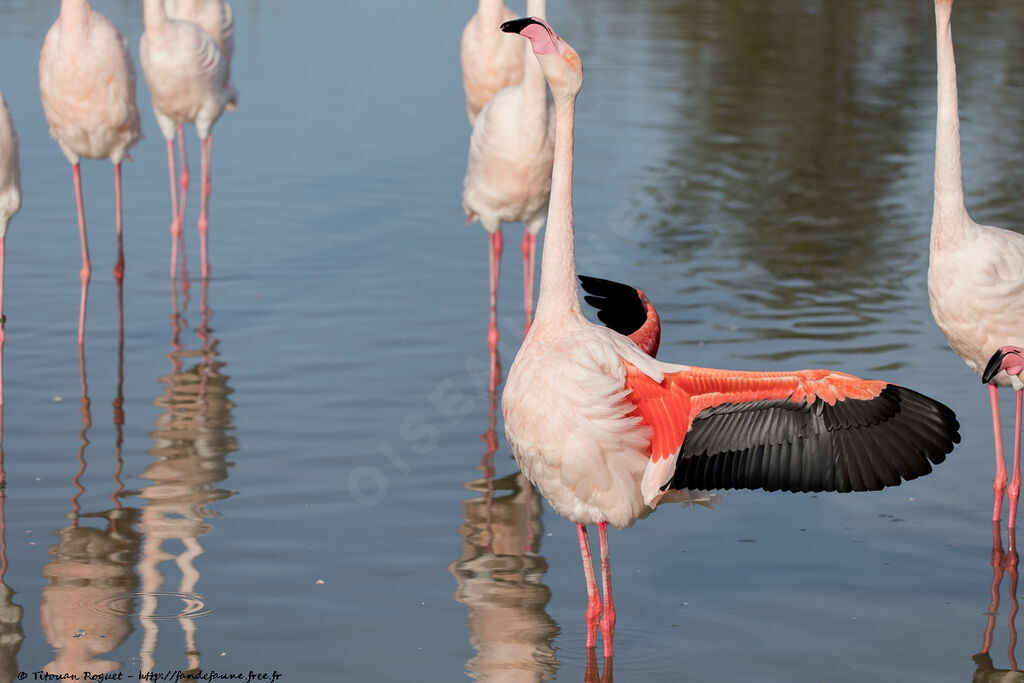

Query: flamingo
464,0,554,360
141,0,236,280
39,0,142,345
461,0,525,126
928,0,1024,529
0,93,21,403
163,0,236,223
499,17,961,658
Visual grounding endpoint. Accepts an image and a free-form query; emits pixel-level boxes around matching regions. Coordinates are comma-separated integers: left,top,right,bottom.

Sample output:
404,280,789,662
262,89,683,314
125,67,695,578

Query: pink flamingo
499,17,961,658
461,0,525,126
0,93,20,404
163,0,236,222
39,0,142,345
141,0,236,280
928,0,1024,528
464,0,554,357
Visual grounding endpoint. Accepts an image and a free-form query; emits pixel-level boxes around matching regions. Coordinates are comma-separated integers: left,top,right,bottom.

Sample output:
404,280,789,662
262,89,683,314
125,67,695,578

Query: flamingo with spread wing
498,17,961,658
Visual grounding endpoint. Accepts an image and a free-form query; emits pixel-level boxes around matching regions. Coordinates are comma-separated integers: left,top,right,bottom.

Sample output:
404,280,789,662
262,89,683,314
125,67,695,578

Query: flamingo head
501,17,582,100
983,346,1024,384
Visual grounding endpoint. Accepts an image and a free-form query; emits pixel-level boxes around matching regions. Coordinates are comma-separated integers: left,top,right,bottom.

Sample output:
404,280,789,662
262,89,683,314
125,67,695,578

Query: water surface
0,1,1021,680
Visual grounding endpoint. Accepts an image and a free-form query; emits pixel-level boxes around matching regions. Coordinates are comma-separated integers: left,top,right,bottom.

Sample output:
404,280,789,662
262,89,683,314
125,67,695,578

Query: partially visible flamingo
163,0,236,222
39,0,142,345
460,0,525,125
0,92,21,404
141,0,236,280
927,0,1024,528
499,17,961,658
464,0,554,357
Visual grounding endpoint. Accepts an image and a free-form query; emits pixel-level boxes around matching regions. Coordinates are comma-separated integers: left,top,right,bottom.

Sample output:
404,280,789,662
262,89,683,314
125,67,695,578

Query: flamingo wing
579,276,661,357
622,362,960,501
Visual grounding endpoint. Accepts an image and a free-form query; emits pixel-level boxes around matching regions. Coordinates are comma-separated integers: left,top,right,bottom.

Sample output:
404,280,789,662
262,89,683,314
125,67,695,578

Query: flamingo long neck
477,0,506,25
143,0,170,32
534,90,581,323
932,1,970,248
59,0,92,27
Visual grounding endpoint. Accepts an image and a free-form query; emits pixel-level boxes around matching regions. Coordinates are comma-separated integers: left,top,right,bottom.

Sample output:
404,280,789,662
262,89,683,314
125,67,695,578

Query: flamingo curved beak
982,347,1023,384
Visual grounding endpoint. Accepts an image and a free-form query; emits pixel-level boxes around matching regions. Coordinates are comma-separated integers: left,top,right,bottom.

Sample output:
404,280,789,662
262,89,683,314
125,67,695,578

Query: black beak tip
983,349,1007,384
501,17,539,34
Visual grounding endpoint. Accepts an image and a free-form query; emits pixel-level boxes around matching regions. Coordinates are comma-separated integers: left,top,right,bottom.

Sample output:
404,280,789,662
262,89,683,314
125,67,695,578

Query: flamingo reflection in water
973,523,1024,682
136,275,237,672
450,371,560,682
41,340,141,678
0,404,24,679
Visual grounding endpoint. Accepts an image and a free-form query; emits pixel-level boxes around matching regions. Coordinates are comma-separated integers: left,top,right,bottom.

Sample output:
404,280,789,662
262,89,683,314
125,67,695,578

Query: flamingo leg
167,139,181,280
597,521,616,658
73,163,90,347
198,134,212,279
488,229,503,390
577,523,601,649
113,162,125,283
992,384,1008,523
1011,390,1023,530
177,122,189,226
522,229,536,337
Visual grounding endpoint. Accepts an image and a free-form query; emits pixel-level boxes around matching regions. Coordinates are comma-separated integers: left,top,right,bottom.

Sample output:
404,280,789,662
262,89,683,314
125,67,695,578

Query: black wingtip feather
666,384,960,495
579,275,648,338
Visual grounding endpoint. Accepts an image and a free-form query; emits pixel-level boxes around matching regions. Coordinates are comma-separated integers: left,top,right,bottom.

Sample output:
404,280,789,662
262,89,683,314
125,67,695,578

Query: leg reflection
451,373,559,680
975,523,1023,680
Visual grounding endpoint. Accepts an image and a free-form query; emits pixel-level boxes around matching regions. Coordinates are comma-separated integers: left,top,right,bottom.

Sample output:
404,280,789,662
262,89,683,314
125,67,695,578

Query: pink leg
1011,391,1023,530
167,139,181,280
597,521,616,659
198,135,212,279
993,384,1008,523
73,164,90,347
113,163,125,283
177,128,189,285
487,229,503,389
577,523,601,649
177,123,190,224
522,229,536,337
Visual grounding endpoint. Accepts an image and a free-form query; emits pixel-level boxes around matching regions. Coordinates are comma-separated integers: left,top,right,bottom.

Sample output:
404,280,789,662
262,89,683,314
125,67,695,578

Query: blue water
0,0,1020,680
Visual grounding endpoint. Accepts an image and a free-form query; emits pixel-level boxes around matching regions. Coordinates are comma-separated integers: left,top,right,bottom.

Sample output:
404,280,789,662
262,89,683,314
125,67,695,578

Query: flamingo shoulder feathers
140,0,232,139
164,0,234,59
0,93,20,236
39,1,141,164
163,0,237,108
929,227,1024,387
462,84,555,233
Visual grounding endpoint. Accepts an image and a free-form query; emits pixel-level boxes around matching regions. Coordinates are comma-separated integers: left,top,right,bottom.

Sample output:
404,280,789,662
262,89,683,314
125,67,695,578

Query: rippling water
0,0,1021,680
